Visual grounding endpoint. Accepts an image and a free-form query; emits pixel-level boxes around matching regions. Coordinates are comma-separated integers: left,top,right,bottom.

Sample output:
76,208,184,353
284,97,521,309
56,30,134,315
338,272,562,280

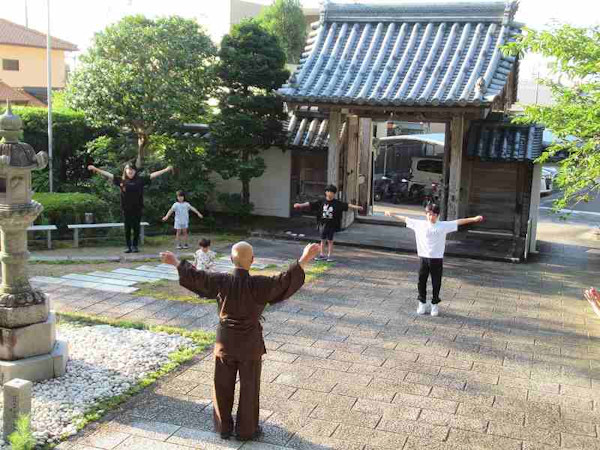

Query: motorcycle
421,182,441,207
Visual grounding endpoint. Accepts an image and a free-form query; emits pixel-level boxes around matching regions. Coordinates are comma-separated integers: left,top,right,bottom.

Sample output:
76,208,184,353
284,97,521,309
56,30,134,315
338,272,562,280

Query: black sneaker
220,431,231,440
124,247,133,253
132,246,139,253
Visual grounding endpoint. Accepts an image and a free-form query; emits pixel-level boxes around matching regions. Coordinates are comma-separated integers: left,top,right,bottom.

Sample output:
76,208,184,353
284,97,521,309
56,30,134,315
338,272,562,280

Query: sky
1,0,598,81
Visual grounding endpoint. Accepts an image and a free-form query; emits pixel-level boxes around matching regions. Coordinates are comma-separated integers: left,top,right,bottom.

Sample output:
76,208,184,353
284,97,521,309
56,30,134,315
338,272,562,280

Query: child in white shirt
386,203,483,317
194,238,217,271
162,190,203,249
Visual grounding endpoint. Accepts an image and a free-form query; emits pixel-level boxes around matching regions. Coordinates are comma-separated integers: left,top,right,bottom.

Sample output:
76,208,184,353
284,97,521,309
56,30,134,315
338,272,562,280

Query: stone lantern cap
0,101,47,169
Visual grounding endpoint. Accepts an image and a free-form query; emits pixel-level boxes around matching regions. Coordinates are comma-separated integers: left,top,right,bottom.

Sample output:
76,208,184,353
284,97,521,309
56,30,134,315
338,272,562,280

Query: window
0,178,6,193
416,160,443,174
2,59,19,71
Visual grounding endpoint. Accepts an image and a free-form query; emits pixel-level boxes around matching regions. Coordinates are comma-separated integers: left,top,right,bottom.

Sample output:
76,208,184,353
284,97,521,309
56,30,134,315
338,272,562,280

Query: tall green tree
66,15,217,168
211,21,289,207
255,0,307,64
505,25,600,210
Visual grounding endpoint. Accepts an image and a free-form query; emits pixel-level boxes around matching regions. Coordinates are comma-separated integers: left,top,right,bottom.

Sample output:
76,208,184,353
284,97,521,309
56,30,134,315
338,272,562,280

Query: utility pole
46,0,53,192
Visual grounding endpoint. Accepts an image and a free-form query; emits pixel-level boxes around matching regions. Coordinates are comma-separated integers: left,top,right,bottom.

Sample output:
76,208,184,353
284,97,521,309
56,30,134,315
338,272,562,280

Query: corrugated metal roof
278,1,521,107
379,133,445,146
0,19,78,51
467,121,544,161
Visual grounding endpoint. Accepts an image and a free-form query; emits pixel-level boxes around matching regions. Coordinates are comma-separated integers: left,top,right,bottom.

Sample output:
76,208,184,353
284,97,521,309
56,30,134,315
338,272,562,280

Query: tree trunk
242,179,250,206
136,134,149,168
241,149,250,205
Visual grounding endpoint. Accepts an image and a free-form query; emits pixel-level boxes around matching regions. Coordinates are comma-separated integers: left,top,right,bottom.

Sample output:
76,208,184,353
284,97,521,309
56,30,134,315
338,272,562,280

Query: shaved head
231,241,254,269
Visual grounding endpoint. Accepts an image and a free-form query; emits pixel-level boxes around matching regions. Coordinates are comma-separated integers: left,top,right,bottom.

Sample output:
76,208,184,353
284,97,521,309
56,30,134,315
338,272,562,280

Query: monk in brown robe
160,241,321,441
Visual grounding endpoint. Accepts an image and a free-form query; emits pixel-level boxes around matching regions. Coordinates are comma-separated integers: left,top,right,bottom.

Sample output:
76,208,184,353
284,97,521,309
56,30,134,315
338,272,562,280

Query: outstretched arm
293,202,311,210
87,165,114,180
457,215,484,226
162,206,174,222
384,211,408,223
150,165,174,180
298,243,321,270
189,205,203,218
348,203,364,212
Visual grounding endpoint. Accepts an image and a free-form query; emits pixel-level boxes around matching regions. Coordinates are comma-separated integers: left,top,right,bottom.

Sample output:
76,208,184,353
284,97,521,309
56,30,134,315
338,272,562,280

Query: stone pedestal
0,340,68,385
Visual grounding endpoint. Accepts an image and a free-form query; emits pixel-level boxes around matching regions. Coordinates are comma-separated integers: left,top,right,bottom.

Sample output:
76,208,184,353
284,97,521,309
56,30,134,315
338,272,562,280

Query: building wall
0,45,67,88
195,2,231,44
230,0,265,26
196,0,265,44
209,147,292,218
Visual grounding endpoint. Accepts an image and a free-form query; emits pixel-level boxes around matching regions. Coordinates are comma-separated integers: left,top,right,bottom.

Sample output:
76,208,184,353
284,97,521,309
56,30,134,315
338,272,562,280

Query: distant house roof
0,81,45,106
0,18,78,51
278,1,521,107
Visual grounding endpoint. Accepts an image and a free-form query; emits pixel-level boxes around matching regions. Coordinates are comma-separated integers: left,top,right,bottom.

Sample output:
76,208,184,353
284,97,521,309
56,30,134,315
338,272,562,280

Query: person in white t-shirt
386,203,483,317
162,190,203,249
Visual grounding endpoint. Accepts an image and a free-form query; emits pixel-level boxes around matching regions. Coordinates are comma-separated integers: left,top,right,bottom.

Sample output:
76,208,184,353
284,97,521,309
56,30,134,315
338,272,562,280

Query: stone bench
27,225,58,249
67,222,150,247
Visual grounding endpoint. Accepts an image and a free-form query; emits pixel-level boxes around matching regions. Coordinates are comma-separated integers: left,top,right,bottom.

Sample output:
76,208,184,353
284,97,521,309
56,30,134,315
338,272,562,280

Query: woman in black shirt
88,162,173,253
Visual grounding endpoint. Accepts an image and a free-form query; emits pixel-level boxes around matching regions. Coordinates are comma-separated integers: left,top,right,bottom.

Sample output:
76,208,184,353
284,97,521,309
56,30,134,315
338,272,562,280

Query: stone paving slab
62,273,139,287
89,271,163,283
48,238,600,449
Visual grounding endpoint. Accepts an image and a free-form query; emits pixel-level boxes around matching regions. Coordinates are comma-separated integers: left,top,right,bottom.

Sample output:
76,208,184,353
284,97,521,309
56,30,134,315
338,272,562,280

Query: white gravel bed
0,323,196,447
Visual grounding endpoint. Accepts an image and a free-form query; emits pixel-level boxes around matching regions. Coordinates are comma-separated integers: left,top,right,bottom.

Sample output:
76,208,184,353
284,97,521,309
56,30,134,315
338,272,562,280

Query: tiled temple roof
467,121,544,161
278,1,521,107
285,107,345,150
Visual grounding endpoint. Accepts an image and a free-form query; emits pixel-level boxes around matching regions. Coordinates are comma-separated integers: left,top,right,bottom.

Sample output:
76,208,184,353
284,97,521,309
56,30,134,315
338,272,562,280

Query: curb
250,231,521,263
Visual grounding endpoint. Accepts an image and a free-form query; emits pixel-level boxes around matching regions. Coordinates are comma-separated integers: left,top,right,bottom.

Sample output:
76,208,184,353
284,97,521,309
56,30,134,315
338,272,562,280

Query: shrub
8,414,36,450
218,193,254,220
33,192,112,232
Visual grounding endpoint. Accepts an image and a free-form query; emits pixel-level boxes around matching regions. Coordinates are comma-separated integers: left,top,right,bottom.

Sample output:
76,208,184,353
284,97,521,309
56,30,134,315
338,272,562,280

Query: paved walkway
32,258,283,294
46,238,600,450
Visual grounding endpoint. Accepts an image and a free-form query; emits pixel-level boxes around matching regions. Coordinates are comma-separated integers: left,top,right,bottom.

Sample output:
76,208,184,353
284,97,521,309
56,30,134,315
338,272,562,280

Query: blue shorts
319,224,336,241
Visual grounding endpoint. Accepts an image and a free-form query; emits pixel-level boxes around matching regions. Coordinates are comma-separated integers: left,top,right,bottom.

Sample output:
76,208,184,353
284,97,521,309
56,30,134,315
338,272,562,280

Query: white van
409,157,443,188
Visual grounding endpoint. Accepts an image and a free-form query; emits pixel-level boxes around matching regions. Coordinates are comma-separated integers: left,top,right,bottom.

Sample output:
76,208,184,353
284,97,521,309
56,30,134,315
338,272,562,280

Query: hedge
5,106,112,191
33,193,112,232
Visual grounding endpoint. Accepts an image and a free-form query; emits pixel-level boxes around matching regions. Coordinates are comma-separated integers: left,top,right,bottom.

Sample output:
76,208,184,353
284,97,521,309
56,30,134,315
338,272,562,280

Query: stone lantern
0,102,67,383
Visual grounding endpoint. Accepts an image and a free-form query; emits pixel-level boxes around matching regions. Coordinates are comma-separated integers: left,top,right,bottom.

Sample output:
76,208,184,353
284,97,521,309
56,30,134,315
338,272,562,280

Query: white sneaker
417,303,427,315
430,304,439,317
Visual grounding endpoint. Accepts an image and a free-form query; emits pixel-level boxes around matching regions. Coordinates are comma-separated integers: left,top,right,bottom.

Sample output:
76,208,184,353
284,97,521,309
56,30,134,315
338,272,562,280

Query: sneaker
177,244,183,249
430,304,440,317
132,246,139,253
326,257,335,263
417,302,427,315
124,247,133,254
183,244,189,249
314,255,326,261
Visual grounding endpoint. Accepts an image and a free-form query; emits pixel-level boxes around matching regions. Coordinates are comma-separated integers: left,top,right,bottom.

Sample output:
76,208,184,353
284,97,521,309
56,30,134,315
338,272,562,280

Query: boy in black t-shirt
294,184,363,262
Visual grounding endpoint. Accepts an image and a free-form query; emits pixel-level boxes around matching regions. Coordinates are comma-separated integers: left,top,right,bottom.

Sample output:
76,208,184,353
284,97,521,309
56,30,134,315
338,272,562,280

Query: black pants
418,257,443,304
123,210,142,248
213,356,262,440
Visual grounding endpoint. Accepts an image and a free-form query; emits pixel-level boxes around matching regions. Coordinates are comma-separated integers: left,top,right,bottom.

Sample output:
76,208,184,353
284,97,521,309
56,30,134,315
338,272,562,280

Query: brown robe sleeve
252,261,306,305
177,259,225,298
